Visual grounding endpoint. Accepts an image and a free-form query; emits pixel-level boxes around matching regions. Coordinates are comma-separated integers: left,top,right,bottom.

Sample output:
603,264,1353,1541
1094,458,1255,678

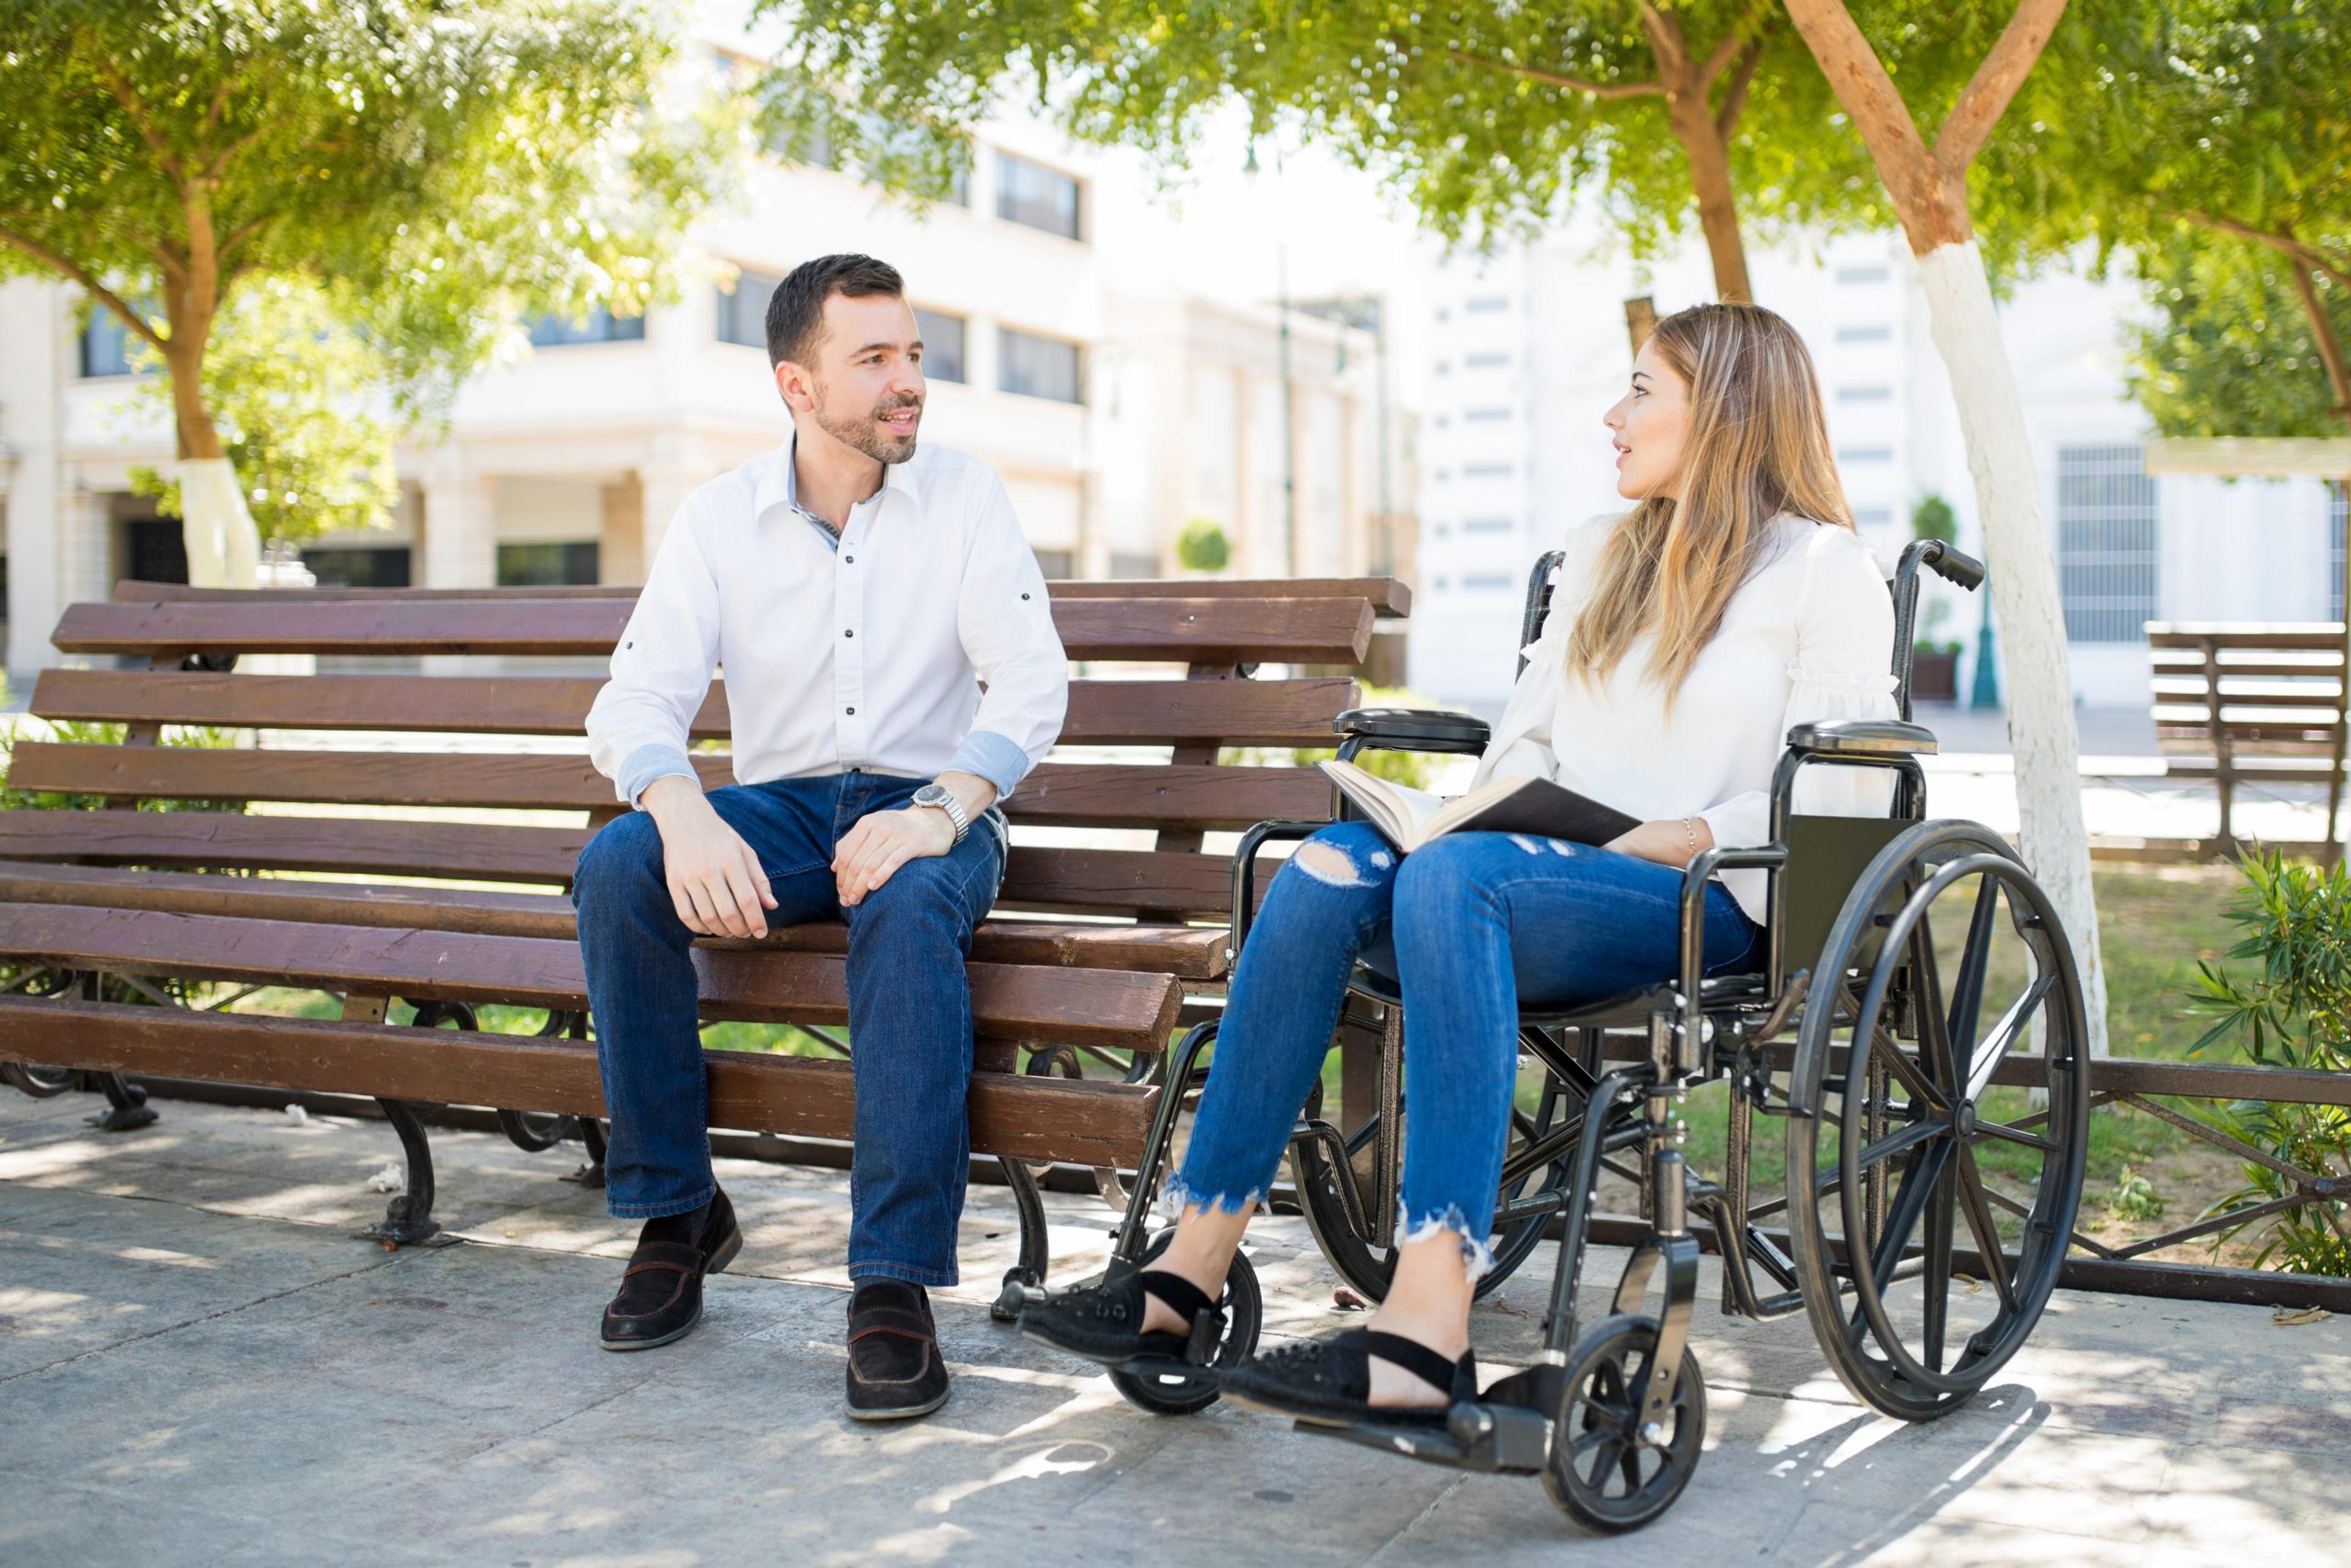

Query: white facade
1412,228,2341,715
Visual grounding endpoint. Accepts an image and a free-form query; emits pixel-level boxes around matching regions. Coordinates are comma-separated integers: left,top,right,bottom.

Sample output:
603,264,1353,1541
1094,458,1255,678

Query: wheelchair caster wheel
1542,1315,1706,1534
1106,1234,1262,1416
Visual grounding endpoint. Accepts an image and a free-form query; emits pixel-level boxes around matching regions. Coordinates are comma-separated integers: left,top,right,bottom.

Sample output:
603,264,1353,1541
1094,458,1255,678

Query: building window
1853,507,1894,527
1434,359,1452,375
1463,462,1513,478
1463,351,1512,369
497,541,601,587
1032,549,1074,579
1837,264,1891,285
126,518,188,585
914,307,967,383
80,307,148,378
996,152,1082,241
527,307,645,347
2330,485,2347,622
1464,296,1510,313
1463,517,1514,534
716,269,784,350
298,546,413,588
1109,550,1157,578
1835,324,1892,343
1463,572,1515,591
1837,385,1893,404
1839,446,1894,465
999,326,1082,403
2056,443,2160,643
1463,408,1512,423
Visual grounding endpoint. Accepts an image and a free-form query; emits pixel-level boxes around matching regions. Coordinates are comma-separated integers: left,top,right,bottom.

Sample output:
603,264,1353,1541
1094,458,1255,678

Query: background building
1411,228,2344,716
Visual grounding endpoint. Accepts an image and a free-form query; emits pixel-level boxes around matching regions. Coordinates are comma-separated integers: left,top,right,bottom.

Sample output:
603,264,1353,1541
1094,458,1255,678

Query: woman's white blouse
1468,512,1900,925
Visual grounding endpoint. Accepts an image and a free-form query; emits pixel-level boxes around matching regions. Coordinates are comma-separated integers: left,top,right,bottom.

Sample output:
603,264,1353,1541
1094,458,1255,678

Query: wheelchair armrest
1335,707,1491,756
1785,718,1938,758
1228,819,1327,959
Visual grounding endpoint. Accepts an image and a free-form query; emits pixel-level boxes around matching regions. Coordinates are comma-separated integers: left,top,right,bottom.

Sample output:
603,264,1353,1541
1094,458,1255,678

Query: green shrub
2186,852,2351,1275
1220,685,1448,791
0,681,247,814
1174,517,1230,574
1910,493,1958,544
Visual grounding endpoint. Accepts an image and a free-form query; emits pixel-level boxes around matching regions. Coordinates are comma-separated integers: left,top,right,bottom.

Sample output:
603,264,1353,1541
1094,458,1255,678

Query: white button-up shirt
586,440,1069,808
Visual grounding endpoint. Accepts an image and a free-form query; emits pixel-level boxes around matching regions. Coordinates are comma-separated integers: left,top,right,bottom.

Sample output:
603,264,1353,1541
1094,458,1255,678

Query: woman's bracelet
1681,816,1698,862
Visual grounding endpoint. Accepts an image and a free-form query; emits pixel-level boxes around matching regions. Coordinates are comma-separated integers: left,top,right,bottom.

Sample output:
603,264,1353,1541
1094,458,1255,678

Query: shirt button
846,706,856,715
844,629,854,639
845,555,854,564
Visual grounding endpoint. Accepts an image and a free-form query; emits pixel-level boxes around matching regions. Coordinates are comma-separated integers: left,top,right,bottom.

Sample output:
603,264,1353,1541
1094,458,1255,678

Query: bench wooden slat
0,863,1229,977
6,745,1330,829
115,575,1412,618
0,903,1179,1051
55,595,1376,665
2147,624,2346,652
31,669,1360,748
2148,685,2345,708
0,809,1287,915
0,994,1155,1166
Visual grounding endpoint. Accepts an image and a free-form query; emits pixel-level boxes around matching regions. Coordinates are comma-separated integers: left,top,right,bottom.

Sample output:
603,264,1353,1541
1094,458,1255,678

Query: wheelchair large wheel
1295,1051,1579,1302
1785,820,2090,1423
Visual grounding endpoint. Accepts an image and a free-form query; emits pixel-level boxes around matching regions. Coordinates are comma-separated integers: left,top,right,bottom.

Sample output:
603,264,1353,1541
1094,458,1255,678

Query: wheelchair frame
1038,537,2093,1532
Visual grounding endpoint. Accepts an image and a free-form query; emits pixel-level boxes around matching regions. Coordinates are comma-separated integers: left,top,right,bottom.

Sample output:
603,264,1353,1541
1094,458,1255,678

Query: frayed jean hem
1157,1171,1265,1223
1396,1200,1496,1285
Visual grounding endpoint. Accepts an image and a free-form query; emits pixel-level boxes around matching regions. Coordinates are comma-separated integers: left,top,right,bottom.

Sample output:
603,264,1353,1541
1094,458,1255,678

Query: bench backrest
2147,622,2346,760
12,577,1408,922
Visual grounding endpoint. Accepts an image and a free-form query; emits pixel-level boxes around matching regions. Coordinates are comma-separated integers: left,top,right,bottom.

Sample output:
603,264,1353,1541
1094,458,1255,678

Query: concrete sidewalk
3,1089,2345,1567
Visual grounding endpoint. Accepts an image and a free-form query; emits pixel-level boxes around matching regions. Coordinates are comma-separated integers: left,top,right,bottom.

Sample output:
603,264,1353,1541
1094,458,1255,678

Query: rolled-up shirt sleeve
587,504,721,808
951,474,1068,799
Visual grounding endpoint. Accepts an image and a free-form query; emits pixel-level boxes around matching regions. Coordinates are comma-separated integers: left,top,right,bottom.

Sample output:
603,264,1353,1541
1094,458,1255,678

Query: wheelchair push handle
1900,537,1985,592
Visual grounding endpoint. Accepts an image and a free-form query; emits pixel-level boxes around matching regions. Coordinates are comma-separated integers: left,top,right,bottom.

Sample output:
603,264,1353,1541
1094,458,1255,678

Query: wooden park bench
0,574,1404,1299
2147,621,2347,850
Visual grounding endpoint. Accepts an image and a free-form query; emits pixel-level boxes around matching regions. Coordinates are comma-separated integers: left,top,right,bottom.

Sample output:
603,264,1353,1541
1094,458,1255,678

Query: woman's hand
1603,815,1714,868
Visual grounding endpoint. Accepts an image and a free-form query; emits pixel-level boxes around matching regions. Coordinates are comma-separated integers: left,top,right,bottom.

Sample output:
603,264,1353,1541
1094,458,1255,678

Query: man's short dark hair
766,253,905,368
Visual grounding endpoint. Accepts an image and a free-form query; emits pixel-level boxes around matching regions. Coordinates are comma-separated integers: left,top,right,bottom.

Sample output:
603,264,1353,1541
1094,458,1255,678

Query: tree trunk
160,343,261,589
1665,92,1753,303
1917,240,2109,1056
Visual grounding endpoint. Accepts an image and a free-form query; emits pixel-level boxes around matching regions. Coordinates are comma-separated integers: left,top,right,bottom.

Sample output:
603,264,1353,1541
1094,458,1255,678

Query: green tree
757,1,1895,304
0,0,734,576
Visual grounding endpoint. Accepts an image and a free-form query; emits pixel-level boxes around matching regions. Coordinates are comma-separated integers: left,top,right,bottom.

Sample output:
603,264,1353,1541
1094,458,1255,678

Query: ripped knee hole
1293,839,1392,888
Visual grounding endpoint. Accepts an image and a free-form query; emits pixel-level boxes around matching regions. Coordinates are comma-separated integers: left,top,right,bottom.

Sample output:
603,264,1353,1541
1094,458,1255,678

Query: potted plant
1174,516,1231,576
1908,495,1963,703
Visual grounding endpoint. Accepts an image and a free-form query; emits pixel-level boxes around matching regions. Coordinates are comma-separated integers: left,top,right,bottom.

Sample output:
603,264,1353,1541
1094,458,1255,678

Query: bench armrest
1785,718,1938,758
1335,706,1491,756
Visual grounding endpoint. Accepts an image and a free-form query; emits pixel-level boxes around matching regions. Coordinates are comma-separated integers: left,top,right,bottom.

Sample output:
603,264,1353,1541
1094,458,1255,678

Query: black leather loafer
599,1187,742,1351
845,1280,951,1421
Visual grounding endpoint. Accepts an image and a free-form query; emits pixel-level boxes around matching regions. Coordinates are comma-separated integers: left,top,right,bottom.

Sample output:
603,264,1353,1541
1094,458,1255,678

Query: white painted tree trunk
176,457,263,588
1916,241,2109,1057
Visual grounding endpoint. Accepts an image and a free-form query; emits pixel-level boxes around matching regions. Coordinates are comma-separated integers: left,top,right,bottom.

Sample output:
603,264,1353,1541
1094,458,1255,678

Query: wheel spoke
1814,1114,1948,1197
1868,1027,1946,1113
1867,1137,1955,1297
1965,972,2056,1103
1944,873,2001,1084
1922,1142,1958,1373
1973,1117,2060,1153
1618,1444,1643,1496
1910,913,1963,1106
1952,1139,2019,1314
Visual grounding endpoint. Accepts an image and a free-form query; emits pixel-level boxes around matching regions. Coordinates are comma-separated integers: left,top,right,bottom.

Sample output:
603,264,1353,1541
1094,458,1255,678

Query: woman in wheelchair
1026,301,1899,1427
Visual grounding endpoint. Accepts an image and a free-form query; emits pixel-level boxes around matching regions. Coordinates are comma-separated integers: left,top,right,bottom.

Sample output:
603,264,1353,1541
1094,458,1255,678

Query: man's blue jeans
1169,821,1760,1278
571,771,1007,1288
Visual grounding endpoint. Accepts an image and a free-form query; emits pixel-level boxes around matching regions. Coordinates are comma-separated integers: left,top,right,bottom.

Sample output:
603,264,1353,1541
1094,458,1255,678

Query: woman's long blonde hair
1564,302,1853,703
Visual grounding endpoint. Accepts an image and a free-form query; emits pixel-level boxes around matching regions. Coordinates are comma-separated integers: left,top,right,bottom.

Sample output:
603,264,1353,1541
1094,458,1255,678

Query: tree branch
2286,260,2351,426
1933,0,2071,174
1444,48,1666,100
1715,30,1772,141
0,226,166,349
1698,0,1780,85
96,57,186,184
216,212,280,264
1637,2,1691,76
2183,210,2351,293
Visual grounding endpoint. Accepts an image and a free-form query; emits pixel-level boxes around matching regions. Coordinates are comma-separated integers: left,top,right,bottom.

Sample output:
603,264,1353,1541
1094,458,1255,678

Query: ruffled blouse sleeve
1700,530,1900,851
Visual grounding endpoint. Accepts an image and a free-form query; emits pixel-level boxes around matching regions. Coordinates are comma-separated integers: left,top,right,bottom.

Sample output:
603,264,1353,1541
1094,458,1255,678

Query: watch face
913,784,950,807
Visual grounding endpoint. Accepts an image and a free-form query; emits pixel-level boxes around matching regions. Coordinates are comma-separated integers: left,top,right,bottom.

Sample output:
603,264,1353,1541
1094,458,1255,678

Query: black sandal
1220,1329,1477,1428
1020,1268,1223,1368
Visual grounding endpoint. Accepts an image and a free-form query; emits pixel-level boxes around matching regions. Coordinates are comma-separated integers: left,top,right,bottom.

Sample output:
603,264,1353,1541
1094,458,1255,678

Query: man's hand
1603,816,1714,869
642,775,777,938
833,770,998,906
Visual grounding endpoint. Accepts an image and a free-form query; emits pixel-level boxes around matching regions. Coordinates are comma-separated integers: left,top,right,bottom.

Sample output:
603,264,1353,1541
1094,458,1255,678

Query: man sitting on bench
573,253,1068,1420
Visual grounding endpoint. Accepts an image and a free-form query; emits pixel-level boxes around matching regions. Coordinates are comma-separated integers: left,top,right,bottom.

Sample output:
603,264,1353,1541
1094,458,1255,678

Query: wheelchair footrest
1299,1399,1552,1476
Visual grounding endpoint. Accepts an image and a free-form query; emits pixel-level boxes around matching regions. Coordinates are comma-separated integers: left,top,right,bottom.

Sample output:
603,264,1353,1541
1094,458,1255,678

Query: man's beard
813,382,921,465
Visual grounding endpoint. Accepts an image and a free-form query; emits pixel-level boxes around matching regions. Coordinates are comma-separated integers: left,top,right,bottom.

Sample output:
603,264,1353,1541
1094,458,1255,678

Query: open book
1319,759,1642,855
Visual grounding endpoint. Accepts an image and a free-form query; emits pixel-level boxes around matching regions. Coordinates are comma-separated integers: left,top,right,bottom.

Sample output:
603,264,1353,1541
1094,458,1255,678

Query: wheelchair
1020,536,2090,1533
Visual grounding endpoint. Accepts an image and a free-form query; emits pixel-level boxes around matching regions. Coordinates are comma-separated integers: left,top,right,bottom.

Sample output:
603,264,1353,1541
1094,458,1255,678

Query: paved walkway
3,1089,2345,1567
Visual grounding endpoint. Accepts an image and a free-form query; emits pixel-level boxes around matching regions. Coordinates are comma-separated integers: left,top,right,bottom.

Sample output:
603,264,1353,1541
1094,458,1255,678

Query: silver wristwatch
909,781,970,843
